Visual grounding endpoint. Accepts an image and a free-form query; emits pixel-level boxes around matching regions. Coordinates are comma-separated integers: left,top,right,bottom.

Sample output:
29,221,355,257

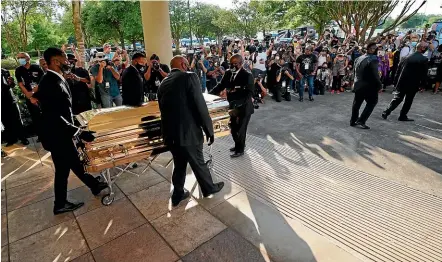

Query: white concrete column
139,1,173,65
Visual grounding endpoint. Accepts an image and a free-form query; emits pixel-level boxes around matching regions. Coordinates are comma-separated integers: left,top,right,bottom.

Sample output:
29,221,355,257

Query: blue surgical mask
411,42,417,47
18,58,27,66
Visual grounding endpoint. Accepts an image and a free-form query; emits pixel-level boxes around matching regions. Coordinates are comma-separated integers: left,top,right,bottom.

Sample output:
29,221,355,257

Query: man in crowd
210,54,254,158
122,52,147,106
382,42,429,122
144,54,170,100
90,52,122,108
158,55,224,206
189,51,208,92
275,57,295,102
39,57,48,73
15,52,44,139
1,68,29,146
206,57,224,92
65,54,92,115
33,47,107,214
350,42,382,130
296,46,317,102
103,43,114,60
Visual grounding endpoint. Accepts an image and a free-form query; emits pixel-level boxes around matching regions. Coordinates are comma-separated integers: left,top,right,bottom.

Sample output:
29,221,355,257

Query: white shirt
253,52,267,71
400,46,411,59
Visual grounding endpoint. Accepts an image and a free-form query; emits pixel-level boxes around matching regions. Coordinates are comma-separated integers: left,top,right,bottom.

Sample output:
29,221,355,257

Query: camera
104,59,114,67
152,61,160,71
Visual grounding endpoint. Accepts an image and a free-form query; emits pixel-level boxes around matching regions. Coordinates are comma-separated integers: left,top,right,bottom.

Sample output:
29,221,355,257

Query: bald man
210,54,254,158
158,56,224,206
382,42,429,122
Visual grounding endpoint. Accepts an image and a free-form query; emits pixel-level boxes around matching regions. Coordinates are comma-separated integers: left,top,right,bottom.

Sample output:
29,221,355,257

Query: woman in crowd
377,46,389,92
342,63,354,92
430,44,442,94
331,51,348,94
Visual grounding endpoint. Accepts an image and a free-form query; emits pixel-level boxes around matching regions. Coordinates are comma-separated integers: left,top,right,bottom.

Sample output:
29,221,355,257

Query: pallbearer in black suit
33,48,108,215
210,54,255,157
158,56,224,206
122,52,147,106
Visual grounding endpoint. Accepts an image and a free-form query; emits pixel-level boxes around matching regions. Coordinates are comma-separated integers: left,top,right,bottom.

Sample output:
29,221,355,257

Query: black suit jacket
122,65,144,106
33,70,80,150
158,69,214,147
210,68,255,116
394,52,428,93
353,54,382,93
1,68,17,106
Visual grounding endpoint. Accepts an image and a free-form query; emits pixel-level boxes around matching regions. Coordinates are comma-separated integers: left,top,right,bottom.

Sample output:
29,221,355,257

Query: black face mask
135,63,145,72
58,60,70,73
230,64,239,72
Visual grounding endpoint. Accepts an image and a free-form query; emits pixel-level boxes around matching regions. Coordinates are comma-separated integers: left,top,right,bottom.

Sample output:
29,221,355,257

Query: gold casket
75,94,230,173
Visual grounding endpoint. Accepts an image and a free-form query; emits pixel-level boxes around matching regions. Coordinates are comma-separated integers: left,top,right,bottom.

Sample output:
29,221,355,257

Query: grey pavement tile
153,151,173,167
183,173,244,210
68,185,124,217
210,191,359,262
182,228,268,262
114,167,165,195
76,197,147,249
71,252,95,262
5,164,53,189
151,200,226,256
7,197,74,243
92,223,178,262
1,190,6,214
150,162,173,182
9,219,89,262
128,181,189,222
1,245,8,262
6,173,84,211
1,215,7,246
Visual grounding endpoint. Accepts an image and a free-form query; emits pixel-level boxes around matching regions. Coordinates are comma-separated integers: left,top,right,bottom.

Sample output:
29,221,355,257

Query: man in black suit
122,52,146,106
33,48,107,215
1,68,29,146
382,42,429,122
158,56,224,206
210,54,254,157
350,42,382,130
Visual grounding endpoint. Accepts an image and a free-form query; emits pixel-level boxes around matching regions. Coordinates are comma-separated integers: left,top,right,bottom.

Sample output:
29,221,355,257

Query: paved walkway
1,140,358,262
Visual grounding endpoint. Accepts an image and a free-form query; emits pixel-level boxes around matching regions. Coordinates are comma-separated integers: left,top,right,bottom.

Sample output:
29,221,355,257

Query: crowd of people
1,25,441,147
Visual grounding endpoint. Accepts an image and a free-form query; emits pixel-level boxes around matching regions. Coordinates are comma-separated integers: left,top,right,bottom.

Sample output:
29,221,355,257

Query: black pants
350,90,378,125
332,75,343,91
1,103,27,143
26,99,42,138
230,114,251,153
384,90,417,118
50,140,99,207
170,143,216,196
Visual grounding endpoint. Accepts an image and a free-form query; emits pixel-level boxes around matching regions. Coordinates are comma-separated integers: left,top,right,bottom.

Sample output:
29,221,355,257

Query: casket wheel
101,194,114,206
205,160,213,170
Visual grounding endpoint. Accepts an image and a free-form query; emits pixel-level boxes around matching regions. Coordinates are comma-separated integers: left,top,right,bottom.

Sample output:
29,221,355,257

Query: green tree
191,2,218,43
29,18,64,56
211,9,241,41
169,0,189,52
232,0,258,38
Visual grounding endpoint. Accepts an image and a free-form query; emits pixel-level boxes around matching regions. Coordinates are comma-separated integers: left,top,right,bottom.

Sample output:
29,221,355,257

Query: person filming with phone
90,51,121,108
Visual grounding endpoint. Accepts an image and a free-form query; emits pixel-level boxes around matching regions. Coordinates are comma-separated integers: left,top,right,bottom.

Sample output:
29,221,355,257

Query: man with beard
33,47,107,214
65,54,92,115
350,42,382,129
382,42,429,122
122,52,147,106
210,54,254,158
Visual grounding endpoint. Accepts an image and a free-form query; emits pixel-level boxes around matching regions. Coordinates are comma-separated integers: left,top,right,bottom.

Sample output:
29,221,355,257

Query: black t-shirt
146,63,170,92
267,63,280,84
67,67,92,115
15,64,44,91
221,61,229,71
1,68,17,105
296,54,318,75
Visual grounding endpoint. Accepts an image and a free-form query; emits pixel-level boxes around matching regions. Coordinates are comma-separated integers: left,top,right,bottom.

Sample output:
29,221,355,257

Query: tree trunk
72,0,86,68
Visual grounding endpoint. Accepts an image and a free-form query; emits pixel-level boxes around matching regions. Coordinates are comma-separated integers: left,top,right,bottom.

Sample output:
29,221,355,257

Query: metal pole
188,0,192,50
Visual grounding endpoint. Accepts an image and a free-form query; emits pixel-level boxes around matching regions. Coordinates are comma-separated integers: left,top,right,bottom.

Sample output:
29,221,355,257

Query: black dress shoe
203,182,225,197
21,139,30,145
172,190,190,207
398,116,414,121
230,152,244,158
350,122,357,127
53,201,84,215
229,147,236,152
299,97,304,102
381,112,388,120
309,96,314,101
355,122,370,129
91,182,108,196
